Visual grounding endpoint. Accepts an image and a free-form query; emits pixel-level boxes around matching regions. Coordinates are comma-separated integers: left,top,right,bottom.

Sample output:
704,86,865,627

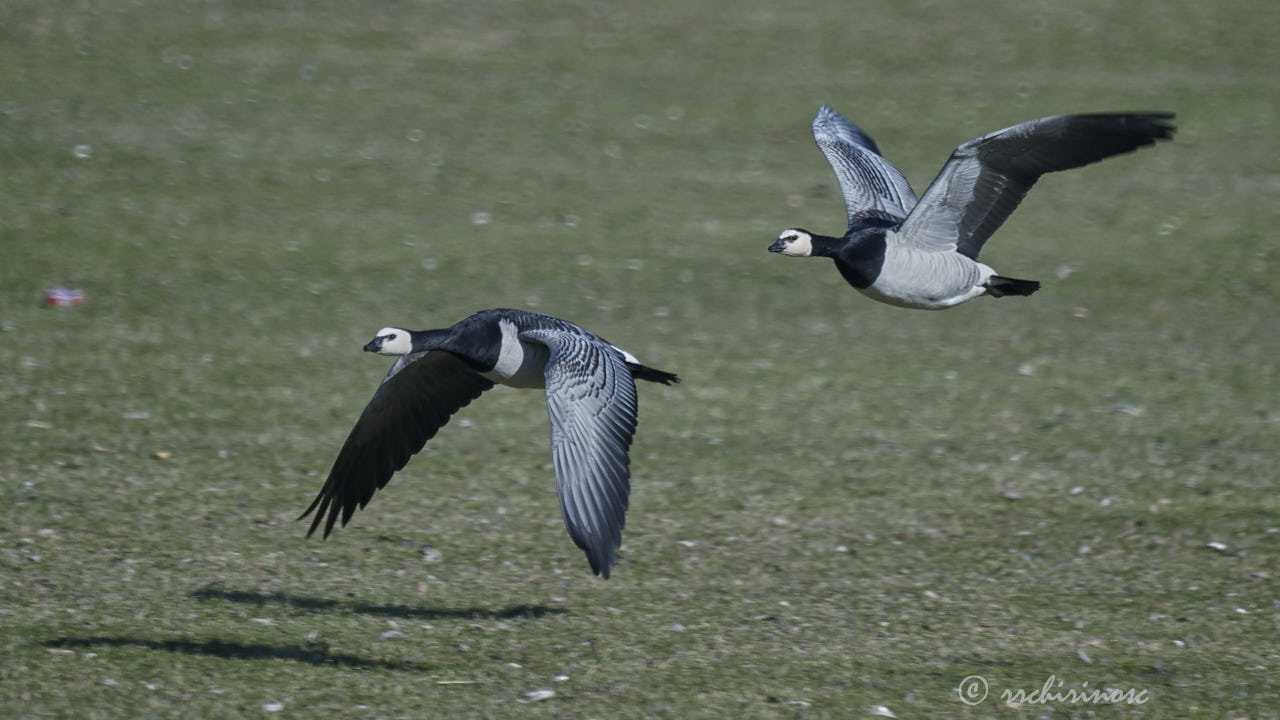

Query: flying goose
770,105,1176,309
299,309,678,578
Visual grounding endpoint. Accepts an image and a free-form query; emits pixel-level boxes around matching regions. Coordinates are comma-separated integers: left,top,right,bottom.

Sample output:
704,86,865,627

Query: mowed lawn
1,1,1276,717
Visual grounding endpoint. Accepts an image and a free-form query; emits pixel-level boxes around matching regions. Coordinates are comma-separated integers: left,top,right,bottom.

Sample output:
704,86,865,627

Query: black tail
986,275,1041,298
628,363,680,385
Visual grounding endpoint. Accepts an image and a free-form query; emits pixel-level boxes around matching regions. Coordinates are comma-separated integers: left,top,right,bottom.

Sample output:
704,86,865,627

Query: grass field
2,1,1277,717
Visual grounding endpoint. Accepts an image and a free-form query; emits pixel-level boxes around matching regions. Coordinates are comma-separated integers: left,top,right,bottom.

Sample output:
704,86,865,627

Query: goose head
769,229,814,257
364,327,413,355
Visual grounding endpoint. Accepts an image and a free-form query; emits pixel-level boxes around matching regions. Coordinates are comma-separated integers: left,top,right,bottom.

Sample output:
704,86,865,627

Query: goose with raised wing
770,105,1175,309
299,309,678,578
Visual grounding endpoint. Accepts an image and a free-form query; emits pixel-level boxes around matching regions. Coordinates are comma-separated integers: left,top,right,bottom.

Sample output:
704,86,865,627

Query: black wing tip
586,547,617,579
1072,111,1177,140
297,489,346,540
1140,111,1177,139
297,494,325,535
298,506,326,539
1114,111,1177,140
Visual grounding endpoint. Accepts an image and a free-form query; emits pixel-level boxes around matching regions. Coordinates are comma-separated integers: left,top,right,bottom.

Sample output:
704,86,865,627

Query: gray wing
300,351,494,538
811,104,917,226
894,112,1176,259
520,328,638,579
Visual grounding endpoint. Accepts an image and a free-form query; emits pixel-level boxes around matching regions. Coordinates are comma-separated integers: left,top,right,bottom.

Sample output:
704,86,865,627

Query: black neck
409,328,453,353
807,232,848,258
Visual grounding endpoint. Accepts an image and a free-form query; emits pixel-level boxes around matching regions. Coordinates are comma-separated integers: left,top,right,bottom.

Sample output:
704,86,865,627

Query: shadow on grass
45,636,431,671
189,587,568,621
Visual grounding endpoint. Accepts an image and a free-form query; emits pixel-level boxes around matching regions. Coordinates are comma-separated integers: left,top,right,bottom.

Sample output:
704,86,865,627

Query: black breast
832,228,888,290
443,311,507,373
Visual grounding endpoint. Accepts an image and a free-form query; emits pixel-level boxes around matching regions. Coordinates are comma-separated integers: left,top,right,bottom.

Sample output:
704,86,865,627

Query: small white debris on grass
250,617,275,625
770,516,788,526
677,540,696,548
1078,545,1091,556
1102,399,1143,416
380,630,407,640
470,211,492,225
1070,486,1085,495
834,545,849,553
922,590,940,600
871,704,897,717
518,689,555,703
1077,648,1092,664
1000,490,1022,501
122,411,151,420
553,674,569,682
1235,607,1250,615
100,678,118,687
1016,363,1034,376
262,702,284,712
1206,541,1228,552
670,623,686,632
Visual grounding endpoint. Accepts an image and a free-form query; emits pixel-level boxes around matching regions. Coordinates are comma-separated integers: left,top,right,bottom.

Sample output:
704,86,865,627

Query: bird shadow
188,587,569,621
41,590,567,670
44,635,431,671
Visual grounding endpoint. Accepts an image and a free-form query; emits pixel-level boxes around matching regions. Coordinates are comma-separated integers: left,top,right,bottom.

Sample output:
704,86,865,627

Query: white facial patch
776,230,813,257
372,327,412,355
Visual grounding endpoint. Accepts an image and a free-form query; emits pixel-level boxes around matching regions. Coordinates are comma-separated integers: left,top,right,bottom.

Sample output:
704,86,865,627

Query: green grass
2,1,1277,717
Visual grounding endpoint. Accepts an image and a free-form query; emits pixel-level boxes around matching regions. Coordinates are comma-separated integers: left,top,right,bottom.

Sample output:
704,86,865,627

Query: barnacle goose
770,105,1175,309
299,309,678,578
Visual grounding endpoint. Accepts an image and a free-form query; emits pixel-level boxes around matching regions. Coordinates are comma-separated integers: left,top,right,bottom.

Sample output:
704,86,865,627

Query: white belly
480,319,549,388
863,248,990,310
